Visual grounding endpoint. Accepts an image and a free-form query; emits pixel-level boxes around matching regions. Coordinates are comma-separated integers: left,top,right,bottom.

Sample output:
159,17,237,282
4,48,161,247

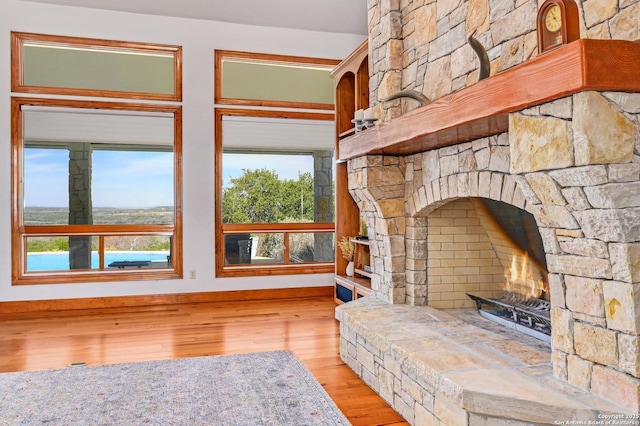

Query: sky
222,152,314,186
25,148,175,208
24,148,315,209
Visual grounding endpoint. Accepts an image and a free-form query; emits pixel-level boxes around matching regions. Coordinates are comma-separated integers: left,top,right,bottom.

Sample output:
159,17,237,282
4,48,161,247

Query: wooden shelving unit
331,40,372,304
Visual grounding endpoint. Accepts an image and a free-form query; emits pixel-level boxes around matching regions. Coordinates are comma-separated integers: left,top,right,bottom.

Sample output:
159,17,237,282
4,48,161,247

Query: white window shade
23,43,176,96
222,115,333,151
23,108,174,146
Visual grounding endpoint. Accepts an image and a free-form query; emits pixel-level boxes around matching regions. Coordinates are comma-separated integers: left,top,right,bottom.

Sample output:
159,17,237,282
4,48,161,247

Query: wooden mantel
339,39,640,160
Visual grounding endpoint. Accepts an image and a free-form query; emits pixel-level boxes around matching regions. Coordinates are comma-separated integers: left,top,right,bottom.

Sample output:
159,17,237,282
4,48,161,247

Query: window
12,32,182,101
215,51,339,277
215,50,335,109
12,98,182,284
11,32,182,285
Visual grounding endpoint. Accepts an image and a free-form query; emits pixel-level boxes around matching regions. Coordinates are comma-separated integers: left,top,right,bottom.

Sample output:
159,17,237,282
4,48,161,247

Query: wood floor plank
0,296,408,426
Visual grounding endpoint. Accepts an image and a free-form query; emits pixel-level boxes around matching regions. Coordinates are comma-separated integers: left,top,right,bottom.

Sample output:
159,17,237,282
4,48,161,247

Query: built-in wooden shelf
339,39,640,160
351,238,371,279
334,274,372,304
354,269,373,278
335,274,372,290
332,39,368,300
334,237,372,304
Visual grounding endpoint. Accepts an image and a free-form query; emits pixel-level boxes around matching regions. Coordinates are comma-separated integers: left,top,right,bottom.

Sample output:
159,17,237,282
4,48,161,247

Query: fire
504,253,546,299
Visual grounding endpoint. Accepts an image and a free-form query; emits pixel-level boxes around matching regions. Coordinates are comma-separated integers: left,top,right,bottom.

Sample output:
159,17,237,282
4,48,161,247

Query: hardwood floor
0,296,408,426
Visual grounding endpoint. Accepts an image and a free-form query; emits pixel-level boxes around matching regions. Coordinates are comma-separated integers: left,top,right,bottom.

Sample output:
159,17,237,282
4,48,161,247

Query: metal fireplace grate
467,291,551,342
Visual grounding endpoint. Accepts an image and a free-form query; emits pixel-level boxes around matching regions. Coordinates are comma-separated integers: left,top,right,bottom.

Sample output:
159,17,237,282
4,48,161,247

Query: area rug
0,350,351,425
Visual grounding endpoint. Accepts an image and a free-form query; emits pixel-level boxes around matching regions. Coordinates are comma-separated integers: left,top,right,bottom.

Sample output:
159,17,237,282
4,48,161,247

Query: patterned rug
0,350,351,425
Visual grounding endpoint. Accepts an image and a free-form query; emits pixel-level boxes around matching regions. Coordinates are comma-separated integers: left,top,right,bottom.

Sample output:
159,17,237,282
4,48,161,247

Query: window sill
12,269,183,286
216,263,334,278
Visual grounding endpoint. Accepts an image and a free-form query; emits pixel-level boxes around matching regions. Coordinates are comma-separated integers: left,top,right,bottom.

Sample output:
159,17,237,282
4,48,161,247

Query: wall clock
537,0,580,54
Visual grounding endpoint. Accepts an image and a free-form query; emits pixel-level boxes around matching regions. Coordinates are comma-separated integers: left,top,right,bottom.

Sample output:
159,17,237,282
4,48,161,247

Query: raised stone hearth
336,297,629,424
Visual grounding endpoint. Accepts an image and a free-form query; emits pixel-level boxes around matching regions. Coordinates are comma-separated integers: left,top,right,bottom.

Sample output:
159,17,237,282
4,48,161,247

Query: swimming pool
27,251,170,271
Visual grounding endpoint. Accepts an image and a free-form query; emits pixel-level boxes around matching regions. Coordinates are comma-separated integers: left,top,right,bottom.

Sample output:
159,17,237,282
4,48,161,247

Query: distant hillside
24,206,174,225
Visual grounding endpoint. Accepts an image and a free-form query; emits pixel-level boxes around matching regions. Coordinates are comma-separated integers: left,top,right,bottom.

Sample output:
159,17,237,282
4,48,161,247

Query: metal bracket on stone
381,90,431,106
467,32,490,82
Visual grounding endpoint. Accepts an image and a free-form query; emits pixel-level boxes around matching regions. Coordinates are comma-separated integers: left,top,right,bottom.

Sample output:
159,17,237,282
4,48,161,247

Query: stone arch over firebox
405,168,551,307
348,135,551,307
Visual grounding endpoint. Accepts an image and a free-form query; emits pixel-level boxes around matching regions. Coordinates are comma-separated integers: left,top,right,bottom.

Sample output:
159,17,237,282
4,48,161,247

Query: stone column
313,150,334,262
68,142,93,269
348,155,407,303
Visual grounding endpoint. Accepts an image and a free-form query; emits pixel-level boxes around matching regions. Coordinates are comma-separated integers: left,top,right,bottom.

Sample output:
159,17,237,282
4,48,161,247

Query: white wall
0,0,364,302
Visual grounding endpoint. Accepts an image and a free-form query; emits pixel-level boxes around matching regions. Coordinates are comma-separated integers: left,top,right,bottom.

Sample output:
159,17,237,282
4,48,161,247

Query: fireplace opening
467,252,551,342
425,197,550,342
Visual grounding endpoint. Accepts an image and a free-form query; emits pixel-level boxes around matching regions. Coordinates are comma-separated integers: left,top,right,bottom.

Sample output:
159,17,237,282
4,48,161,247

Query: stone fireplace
335,0,640,423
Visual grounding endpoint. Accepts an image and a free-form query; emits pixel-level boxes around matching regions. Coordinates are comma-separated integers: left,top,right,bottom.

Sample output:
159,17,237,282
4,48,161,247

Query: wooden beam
339,39,640,160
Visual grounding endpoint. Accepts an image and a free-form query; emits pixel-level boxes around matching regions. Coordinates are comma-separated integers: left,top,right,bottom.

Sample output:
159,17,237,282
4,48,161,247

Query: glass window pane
24,147,69,220
221,60,334,104
222,153,315,224
289,232,335,263
253,233,284,264
92,150,174,224
104,235,172,269
224,234,255,265
23,107,175,226
25,235,172,272
224,233,285,265
24,44,175,94
221,116,334,225
26,236,98,271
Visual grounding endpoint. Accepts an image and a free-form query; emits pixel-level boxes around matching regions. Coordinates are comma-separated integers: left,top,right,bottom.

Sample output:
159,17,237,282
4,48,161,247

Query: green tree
222,168,314,224
26,237,69,252
280,172,314,222
222,168,317,259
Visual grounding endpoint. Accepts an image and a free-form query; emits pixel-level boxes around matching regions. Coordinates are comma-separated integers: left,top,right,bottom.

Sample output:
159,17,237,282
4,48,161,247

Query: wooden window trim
11,97,183,285
214,50,338,110
214,108,335,278
217,224,335,278
11,32,182,102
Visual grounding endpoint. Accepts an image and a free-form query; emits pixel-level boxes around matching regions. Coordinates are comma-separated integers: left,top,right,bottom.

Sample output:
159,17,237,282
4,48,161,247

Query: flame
504,253,546,299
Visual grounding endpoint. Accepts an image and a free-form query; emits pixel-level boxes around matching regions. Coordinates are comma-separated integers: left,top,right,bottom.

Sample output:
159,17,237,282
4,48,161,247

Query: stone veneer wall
366,0,639,121
346,91,640,411
68,142,93,270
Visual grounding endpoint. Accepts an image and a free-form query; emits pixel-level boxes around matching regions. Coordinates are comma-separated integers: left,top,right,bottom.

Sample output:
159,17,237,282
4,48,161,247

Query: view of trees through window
221,151,334,264
222,167,315,224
